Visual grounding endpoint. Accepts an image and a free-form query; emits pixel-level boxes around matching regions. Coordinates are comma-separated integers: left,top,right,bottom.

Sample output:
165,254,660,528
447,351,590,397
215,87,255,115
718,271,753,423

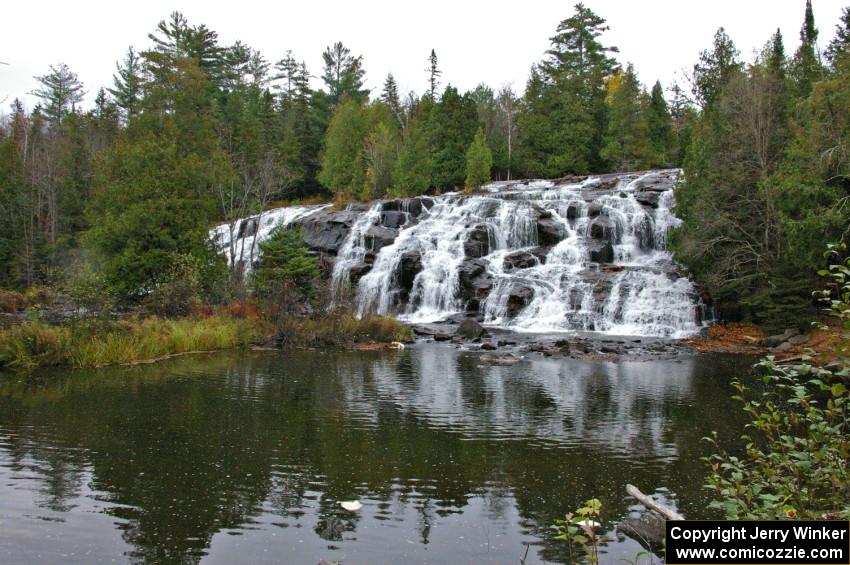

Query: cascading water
210,204,331,272
212,169,706,338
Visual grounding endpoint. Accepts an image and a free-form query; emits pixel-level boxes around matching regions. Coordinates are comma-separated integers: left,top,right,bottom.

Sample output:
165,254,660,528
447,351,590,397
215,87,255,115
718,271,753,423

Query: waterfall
212,169,706,338
210,204,331,273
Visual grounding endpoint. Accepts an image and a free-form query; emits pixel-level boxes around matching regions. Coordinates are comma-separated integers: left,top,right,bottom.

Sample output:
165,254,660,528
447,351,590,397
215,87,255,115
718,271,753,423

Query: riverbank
0,309,414,371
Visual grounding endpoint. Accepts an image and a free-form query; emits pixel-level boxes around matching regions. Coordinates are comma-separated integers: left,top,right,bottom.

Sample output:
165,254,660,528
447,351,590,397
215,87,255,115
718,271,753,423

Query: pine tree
766,29,787,79
692,27,741,109
30,63,85,125
317,99,368,197
428,86,478,189
108,47,144,120
427,49,441,99
601,64,651,171
251,226,319,301
321,42,369,106
381,73,404,128
391,115,432,196
646,81,673,168
465,127,493,192
791,0,822,99
825,7,850,65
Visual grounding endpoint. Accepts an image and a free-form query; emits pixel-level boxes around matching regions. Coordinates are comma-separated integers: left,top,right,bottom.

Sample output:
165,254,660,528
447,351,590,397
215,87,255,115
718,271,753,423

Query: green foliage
251,225,319,303
552,498,607,565
464,127,493,192
705,253,850,520
428,86,479,189
391,116,432,196
600,65,651,171
317,99,368,197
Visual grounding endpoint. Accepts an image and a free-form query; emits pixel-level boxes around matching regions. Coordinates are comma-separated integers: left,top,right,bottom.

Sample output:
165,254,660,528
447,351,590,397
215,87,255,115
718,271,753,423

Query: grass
0,315,267,369
276,311,414,348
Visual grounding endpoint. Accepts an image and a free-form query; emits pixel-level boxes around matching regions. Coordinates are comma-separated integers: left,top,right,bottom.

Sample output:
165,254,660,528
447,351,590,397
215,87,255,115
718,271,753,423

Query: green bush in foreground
704,244,850,520
0,315,263,369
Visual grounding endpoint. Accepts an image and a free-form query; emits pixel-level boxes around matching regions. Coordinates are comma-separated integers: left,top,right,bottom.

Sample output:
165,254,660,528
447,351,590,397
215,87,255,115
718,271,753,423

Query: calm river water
0,344,753,564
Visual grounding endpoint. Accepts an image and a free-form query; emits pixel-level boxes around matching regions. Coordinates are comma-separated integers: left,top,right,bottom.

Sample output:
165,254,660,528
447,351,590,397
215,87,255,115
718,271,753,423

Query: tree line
0,3,847,327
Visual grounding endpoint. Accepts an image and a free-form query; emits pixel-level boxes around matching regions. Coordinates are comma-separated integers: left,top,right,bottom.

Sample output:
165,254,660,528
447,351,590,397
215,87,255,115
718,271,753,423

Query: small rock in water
481,342,497,351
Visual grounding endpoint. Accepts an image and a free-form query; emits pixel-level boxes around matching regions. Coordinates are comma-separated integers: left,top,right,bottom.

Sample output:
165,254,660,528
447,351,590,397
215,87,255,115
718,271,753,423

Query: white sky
0,0,847,110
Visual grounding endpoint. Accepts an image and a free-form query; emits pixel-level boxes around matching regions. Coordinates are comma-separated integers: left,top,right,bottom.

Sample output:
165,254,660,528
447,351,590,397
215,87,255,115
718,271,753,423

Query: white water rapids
213,170,706,338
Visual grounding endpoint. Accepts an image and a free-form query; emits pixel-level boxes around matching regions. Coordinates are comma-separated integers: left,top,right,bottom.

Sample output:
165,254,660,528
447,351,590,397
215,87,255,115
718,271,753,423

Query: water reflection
0,345,751,564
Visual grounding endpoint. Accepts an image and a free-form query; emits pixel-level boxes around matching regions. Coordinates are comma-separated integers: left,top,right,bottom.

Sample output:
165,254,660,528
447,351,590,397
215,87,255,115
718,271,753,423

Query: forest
0,1,847,329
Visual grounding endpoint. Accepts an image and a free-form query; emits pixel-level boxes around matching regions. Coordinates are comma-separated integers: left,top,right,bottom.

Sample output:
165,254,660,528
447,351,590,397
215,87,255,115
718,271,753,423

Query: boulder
587,202,604,217
298,210,360,254
566,203,582,220
537,216,564,246
380,210,408,229
458,259,494,301
396,250,422,291
530,246,551,264
464,224,492,258
456,318,487,339
587,241,615,263
588,215,619,242
632,172,673,192
364,225,397,252
502,283,535,317
635,191,661,208
503,250,539,272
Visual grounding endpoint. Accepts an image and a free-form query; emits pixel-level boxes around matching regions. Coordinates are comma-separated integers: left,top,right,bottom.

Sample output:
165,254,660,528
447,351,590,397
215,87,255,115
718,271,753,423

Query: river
0,345,753,564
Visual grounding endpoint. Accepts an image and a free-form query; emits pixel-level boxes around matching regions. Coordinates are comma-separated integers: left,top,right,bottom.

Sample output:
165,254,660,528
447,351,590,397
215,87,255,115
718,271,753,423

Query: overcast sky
1,0,847,110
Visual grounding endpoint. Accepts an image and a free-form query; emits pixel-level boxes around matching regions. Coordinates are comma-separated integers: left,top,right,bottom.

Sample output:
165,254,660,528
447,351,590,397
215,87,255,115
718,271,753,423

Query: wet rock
503,250,539,272
298,210,360,254
503,283,535,317
587,202,604,217
587,240,615,263
396,251,422,291
364,225,397,252
537,216,564,246
456,318,487,339
480,342,497,351
464,224,492,258
433,333,452,342
458,259,494,299
632,172,674,192
497,339,517,347
588,215,619,242
566,203,582,220
635,191,661,208
380,210,407,229
530,246,551,264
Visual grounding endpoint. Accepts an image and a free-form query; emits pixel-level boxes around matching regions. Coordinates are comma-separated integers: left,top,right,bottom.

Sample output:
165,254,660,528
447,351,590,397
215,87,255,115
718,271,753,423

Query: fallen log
625,484,684,521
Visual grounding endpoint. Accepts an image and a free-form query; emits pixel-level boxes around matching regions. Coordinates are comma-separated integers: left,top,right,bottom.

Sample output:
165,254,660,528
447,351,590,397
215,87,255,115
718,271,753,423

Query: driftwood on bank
625,484,685,521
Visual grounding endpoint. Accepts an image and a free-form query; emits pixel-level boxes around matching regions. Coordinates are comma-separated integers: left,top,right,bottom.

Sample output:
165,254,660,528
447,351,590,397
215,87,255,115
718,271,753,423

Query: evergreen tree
391,114,432,196
766,29,787,79
321,42,369,106
251,226,319,301
692,27,741,109
427,49,441,99
427,86,478,189
30,63,85,125
381,73,404,128
791,0,822,99
108,47,144,120
465,127,493,192
317,99,368,197
601,65,651,171
646,81,674,168
825,7,850,65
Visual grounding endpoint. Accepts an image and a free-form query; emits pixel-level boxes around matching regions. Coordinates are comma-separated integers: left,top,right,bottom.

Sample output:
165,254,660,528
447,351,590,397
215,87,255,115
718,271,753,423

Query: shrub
704,244,850,520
